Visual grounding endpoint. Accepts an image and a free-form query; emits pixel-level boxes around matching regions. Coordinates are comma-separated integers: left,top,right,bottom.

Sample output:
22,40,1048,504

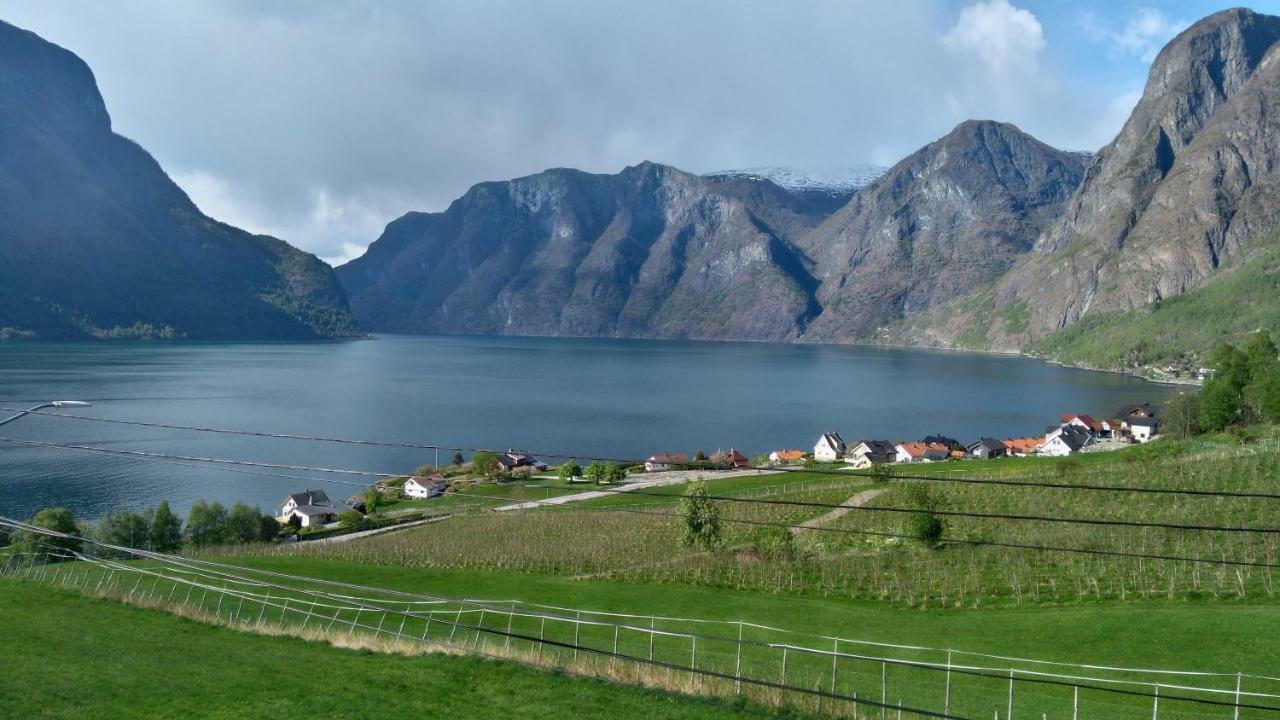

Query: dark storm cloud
2,1,1140,263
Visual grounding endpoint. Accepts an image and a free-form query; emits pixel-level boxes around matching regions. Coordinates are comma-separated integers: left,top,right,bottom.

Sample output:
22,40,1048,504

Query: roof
968,437,1006,452
1048,424,1092,451
1125,413,1158,427
1115,402,1159,420
1062,413,1104,431
771,450,806,460
282,489,335,508
898,441,949,459
853,440,897,456
647,453,689,464
290,505,337,517
406,473,447,487
1002,437,1044,454
817,432,846,450
922,435,961,450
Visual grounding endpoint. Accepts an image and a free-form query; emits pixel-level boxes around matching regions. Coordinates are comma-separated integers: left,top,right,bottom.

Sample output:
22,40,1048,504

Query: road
494,468,779,511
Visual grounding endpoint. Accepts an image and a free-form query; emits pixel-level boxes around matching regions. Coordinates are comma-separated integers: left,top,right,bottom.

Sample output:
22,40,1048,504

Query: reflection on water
0,334,1176,519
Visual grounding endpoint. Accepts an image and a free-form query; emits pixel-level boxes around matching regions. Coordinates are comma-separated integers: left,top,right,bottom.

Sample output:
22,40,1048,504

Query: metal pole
881,660,888,720
1008,669,1014,720
691,636,697,670
831,638,839,694
1073,685,1079,720
945,649,953,716
735,623,744,695
649,616,655,661
1152,684,1159,720
1236,673,1243,720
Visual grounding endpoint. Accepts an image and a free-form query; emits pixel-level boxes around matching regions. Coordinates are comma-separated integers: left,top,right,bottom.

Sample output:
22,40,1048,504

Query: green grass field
0,580,760,720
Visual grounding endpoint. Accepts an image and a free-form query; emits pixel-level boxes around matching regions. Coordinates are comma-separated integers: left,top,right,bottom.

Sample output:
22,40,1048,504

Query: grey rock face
0,21,361,340
798,120,1085,339
987,8,1280,346
338,163,838,340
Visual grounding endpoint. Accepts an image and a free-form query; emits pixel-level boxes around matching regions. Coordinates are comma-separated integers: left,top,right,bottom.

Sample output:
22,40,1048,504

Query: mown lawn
0,580,763,720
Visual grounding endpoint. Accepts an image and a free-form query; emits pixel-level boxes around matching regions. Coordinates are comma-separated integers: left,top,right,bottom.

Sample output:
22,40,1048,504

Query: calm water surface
0,334,1176,519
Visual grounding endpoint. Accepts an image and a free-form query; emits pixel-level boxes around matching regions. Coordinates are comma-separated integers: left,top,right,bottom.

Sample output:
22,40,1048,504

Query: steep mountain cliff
339,124,1084,343
799,120,1086,338
903,8,1280,360
338,163,842,340
0,21,361,340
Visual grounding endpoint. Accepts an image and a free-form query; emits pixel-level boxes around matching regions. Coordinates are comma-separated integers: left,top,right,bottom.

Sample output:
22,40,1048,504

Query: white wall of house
894,446,915,464
645,461,670,472
846,454,873,469
814,438,843,462
1039,436,1073,457
404,479,432,498
1130,424,1155,442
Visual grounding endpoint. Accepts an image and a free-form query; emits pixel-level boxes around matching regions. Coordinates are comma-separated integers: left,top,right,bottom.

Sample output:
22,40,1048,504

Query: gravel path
494,469,779,511
790,487,885,535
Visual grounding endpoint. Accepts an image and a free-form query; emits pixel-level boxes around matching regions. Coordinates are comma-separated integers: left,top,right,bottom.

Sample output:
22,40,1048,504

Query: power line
8,433,1276,538
10,404,1280,500
507,482,1280,535
451,488,1280,570
8,523,1280,715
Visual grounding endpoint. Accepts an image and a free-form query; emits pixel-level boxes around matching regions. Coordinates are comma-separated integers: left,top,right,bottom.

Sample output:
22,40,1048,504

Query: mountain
337,163,843,340
0,21,361,340
703,164,886,199
797,120,1086,339
901,8,1280,363
339,122,1083,343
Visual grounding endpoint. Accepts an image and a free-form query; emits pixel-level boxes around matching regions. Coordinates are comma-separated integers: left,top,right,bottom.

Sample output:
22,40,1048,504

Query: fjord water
0,334,1175,519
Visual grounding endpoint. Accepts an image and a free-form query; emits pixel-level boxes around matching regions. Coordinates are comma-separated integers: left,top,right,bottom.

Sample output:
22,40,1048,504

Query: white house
645,453,689,472
279,489,339,528
846,440,896,468
813,432,846,462
768,449,807,464
404,474,447,499
895,442,949,464
1126,415,1158,443
1039,424,1093,457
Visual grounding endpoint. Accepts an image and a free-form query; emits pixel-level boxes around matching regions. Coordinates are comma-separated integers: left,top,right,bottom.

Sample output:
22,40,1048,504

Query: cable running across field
452,488,1280,570
10,404,1280,500
4,434,1278,538
7,522,1280,714
0,520,973,720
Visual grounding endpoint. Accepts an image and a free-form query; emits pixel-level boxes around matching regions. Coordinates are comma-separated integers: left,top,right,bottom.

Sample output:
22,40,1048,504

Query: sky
3,0,1276,265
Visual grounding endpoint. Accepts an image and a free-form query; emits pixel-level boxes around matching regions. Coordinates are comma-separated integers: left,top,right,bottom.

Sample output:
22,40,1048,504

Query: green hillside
1029,236,1280,371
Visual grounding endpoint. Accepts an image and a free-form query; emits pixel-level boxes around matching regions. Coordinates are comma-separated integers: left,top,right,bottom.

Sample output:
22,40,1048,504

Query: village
274,402,1162,531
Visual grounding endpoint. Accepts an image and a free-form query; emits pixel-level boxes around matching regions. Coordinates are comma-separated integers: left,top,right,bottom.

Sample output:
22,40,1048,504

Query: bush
750,526,800,560
338,510,366,529
680,480,721,550
558,460,583,482
902,484,945,546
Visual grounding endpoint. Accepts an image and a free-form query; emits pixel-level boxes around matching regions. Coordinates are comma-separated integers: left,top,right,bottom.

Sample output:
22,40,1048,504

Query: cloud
1083,7,1190,63
2,1,1140,260
944,0,1046,80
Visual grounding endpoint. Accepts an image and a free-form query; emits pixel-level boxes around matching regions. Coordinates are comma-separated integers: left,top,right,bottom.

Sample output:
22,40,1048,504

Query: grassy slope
1029,240,1280,369
226,555,1279,676
0,581,751,720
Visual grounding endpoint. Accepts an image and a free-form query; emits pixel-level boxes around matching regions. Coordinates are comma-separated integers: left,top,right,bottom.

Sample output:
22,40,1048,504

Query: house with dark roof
814,432,847,462
846,440,897,468
279,489,340,527
1040,424,1094,456
966,437,1008,460
922,435,964,452
498,452,549,472
404,473,448,499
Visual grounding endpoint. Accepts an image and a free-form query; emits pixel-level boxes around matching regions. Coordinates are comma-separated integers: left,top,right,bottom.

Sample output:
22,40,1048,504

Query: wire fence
3,525,1278,720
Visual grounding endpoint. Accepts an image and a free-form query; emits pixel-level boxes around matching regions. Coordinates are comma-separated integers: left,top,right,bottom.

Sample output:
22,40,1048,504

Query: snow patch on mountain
705,163,887,196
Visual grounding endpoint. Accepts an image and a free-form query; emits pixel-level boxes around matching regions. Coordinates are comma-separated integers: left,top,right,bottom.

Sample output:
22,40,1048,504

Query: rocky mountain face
339,123,1083,343
797,120,1086,339
951,8,1280,351
338,163,845,340
0,21,361,340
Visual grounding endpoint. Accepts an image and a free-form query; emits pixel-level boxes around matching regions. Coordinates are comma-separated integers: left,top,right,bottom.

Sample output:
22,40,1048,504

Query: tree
1260,365,1280,424
14,507,82,559
185,500,229,547
751,453,771,468
693,450,707,462
226,503,271,544
903,484,945,546
708,450,730,468
338,510,366,529
604,463,627,484
96,509,150,549
558,460,583,483
451,452,465,467
1200,375,1244,431
680,481,721,550
148,500,182,552
1163,393,1202,440
1200,342,1249,431
1243,331,1279,419
364,486,383,514
471,451,501,478
584,461,608,484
